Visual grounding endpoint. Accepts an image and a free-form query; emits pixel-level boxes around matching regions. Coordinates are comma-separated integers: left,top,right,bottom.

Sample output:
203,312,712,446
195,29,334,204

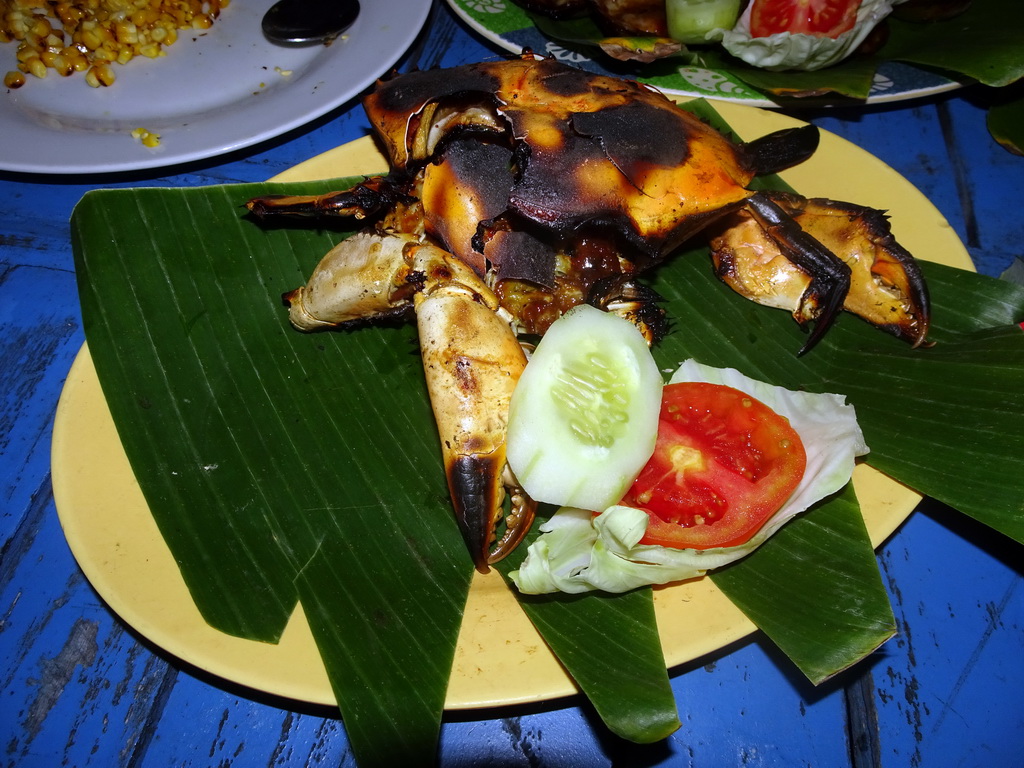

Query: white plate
0,0,431,174
445,0,961,107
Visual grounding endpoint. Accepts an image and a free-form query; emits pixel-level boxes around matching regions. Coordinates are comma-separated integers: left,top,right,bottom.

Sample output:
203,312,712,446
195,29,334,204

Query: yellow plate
52,101,973,711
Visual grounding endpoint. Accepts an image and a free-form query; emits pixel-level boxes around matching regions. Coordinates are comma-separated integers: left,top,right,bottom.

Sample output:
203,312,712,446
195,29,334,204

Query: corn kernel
114,20,137,44
4,69,26,87
84,61,114,86
78,26,103,49
29,16,51,38
15,43,36,62
41,50,73,75
25,56,46,78
131,126,160,147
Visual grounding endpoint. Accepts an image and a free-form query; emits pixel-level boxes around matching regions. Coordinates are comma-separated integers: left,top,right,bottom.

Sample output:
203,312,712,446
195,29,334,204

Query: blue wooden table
3,2,1022,766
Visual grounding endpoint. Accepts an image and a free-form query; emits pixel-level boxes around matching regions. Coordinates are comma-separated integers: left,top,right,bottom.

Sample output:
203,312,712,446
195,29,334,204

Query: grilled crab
246,54,929,572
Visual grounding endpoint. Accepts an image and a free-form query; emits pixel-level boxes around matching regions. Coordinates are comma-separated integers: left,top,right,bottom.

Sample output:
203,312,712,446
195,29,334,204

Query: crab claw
282,231,418,329
281,231,536,572
410,242,537,572
711,191,929,350
729,192,852,354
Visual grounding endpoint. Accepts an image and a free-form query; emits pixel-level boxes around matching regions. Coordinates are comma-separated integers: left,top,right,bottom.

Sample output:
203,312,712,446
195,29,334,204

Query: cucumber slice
666,0,742,43
506,304,663,512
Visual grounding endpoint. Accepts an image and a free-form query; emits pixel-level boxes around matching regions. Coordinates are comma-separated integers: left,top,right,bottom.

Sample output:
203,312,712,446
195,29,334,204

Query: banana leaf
494,535,682,743
70,178,685,755
987,90,1024,155
644,249,1024,543
881,0,1024,89
72,181,475,767
710,484,895,685
69,106,1024,767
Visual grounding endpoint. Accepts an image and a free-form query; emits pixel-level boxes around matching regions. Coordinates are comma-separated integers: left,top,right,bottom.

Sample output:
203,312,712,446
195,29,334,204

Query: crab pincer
710,191,931,349
282,232,535,571
413,250,537,570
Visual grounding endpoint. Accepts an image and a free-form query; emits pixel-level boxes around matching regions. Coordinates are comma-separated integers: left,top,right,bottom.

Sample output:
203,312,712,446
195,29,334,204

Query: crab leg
711,191,929,349
284,231,418,329
247,176,403,220
730,192,852,354
740,124,821,177
247,176,429,240
411,245,536,572
283,231,536,572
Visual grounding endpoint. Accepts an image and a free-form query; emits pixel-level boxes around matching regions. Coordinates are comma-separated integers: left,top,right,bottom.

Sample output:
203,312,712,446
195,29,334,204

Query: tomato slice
620,382,806,550
749,0,861,38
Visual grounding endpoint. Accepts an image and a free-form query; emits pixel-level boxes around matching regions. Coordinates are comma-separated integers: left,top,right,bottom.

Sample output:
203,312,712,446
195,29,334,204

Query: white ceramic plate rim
0,0,430,175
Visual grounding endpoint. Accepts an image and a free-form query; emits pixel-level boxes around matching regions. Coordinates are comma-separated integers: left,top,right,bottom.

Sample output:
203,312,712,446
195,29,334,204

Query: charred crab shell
363,56,759,278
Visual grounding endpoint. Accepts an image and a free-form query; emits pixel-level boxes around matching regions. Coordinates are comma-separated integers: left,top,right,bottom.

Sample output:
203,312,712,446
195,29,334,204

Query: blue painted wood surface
2,2,1022,766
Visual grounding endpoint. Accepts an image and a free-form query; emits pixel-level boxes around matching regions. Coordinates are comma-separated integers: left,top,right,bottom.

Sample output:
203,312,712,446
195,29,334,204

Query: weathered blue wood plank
0,265,82,523
874,504,1024,767
1,493,175,767
666,639,854,767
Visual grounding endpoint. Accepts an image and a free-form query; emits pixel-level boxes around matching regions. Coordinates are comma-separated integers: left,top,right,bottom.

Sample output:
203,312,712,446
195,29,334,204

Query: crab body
247,54,929,570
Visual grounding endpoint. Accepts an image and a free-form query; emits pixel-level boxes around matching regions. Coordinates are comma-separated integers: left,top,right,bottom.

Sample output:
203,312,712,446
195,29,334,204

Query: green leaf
830,263,1024,543
987,90,1024,155
72,181,474,767
644,250,1024,547
882,0,1024,88
495,526,682,743
529,0,1024,98
528,11,610,51
297,528,467,767
697,48,880,100
711,485,896,685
